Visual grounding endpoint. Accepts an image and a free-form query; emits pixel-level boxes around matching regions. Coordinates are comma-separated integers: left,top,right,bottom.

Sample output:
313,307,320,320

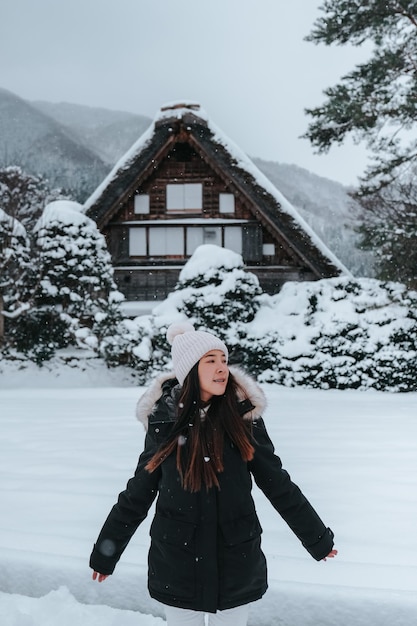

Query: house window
186,226,242,255
186,226,222,254
186,227,204,255
263,243,275,256
149,227,184,255
219,193,235,214
224,227,242,254
129,228,147,255
203,226,222,246
166,183,203,211
134,194,150,214
129,224,246,258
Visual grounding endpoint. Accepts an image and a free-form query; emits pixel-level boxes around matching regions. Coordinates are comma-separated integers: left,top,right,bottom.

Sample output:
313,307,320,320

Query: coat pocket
219,513,267,602
220,512,263,546
148,514,197,600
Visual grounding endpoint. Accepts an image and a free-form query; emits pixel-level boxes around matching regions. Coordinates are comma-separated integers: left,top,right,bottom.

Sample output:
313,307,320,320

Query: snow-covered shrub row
105,245,417,392
238,278,417,392
3,228,417,391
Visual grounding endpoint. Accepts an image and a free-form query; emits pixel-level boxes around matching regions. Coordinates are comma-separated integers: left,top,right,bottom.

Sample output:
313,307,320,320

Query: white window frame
129,228,147,256
166,183,203,211
219,193,235,214
186,227,204,255
149,227,184,256
134,194,150,214
224,226,242,254
263,243,275,256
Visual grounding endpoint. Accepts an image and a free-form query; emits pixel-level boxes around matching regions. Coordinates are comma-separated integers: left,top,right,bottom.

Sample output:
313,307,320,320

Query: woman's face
197,350,229,402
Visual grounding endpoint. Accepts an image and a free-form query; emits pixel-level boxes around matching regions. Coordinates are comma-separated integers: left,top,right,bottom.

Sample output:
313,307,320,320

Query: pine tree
0,166,65,230
32,200,120,318
0,209,31,342
9,200,123,362
172,244,263,351
304,1,417,194
356,171,417,288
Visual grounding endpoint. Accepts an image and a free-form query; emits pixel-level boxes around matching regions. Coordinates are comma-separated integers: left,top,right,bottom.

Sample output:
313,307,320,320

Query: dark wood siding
114,268,181,301
115,141,254,222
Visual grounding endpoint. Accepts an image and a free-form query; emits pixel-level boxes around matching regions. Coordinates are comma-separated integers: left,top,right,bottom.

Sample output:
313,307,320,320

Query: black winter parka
89,367,334,613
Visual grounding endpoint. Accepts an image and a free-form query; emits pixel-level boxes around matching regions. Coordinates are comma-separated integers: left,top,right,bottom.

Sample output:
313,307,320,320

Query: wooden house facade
84,102,347,301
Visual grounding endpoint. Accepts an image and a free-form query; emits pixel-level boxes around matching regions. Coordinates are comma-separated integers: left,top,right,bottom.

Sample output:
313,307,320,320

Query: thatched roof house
84,102,347,301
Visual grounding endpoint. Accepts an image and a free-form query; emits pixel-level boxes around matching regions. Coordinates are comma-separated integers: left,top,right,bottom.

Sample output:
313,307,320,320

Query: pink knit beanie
166,321,229,385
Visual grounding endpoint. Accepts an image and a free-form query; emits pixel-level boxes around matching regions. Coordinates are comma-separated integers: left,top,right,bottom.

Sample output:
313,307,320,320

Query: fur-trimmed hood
136,366,267,430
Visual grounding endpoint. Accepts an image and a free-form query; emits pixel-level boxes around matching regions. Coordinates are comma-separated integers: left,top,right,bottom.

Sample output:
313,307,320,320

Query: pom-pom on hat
167,321,229,385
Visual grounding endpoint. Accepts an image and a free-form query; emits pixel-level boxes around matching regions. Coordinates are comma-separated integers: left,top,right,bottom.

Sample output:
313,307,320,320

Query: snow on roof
205,118,350,275
83,121,157,212
158,101,209,121
83,102,210,212
83,102,349,275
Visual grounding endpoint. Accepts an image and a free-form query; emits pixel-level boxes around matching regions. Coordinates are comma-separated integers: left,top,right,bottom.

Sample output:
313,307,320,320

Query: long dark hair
145,364,255,492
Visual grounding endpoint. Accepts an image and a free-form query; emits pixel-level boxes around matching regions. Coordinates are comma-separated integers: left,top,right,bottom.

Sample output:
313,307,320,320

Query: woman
90,322,337,626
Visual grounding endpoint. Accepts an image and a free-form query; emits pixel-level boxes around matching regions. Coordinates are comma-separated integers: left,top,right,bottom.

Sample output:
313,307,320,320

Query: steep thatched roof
84,102,348,278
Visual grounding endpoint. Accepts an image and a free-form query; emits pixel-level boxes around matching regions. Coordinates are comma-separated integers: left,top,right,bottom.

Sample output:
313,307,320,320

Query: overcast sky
1,0,371,185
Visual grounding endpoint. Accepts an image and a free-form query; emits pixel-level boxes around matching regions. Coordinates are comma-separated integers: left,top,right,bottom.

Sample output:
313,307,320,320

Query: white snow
35,200,87,230
178,244,243,282
0,359,416,625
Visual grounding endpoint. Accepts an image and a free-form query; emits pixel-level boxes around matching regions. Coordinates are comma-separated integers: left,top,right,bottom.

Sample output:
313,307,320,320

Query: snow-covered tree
0,209,31,340
304,1,417,194
356,172,417,288
32,200,122,318
9,200,124,362
172,244,263,344
0,166,65,230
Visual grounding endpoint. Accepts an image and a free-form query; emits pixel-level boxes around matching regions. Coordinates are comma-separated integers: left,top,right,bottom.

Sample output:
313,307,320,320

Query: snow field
0,376,416,625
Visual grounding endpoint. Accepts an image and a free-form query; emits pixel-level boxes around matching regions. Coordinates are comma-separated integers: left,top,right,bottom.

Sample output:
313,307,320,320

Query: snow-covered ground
1,361,416,625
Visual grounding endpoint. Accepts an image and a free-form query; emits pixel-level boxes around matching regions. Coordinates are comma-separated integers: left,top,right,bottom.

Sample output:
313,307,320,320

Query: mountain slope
253,158,373,276
32,100,152,165
0,88,109,198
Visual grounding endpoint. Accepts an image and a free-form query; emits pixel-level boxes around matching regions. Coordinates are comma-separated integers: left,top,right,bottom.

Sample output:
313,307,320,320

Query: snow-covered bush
96,310,179,382
0,166,65,229
33,201,122,319
0,208,31,313
96,246,263,377
153,244,262,349
6,200,124,362
4,231,417,391
9,309,75,365
239,278,417,392
96,315,153,382
110,247,417,392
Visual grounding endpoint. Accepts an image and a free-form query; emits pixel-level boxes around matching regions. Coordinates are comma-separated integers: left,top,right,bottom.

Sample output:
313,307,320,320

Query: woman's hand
322,549,338,561
92,570,109,582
